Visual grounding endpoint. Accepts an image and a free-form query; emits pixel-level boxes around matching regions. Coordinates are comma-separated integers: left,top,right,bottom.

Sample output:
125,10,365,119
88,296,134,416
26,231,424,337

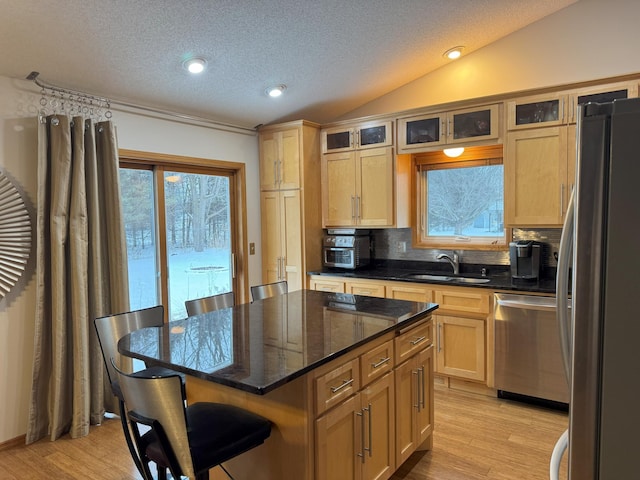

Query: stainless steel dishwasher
494,293,569,404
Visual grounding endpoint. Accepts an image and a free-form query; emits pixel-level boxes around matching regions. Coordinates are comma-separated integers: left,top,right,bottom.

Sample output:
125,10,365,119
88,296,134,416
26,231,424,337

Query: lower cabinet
434,315,485,382
316,372,396,480
394,345,434,466
314,318,433,480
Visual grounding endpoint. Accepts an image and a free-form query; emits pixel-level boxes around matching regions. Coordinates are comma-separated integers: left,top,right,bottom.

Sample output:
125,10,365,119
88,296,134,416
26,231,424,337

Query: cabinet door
507,93,568,130
261,191,302,288
435,315,485,382
358,147,394,226
395,348,433,468
361,372,395,480
357,120,393,150
259,129,300,190
281,190,303,291
397,113,446,152
322,126,355,154
260,190,282,283
279,128,301,189
394,356,417,467
568,81,638,124
316,393,361,480
322,151,357,226
447,104,500,144
505,126,568,226
415,346,434,447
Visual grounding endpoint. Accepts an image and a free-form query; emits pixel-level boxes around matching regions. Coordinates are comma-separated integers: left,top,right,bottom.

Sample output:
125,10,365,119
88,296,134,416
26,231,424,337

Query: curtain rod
26,71,257,136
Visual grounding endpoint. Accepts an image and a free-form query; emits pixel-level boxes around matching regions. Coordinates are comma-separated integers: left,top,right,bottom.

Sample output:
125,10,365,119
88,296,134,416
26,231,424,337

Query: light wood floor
0,388,568,479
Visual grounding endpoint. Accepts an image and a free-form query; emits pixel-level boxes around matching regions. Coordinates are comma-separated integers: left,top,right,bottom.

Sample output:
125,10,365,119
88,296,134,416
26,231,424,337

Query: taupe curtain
26,115,130,443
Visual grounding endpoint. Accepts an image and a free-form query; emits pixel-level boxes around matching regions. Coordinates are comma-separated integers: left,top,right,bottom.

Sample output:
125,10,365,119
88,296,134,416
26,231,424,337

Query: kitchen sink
403,273,490,284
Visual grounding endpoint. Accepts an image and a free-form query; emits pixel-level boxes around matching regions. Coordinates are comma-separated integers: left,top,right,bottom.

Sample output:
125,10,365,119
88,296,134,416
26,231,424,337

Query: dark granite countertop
308,260,557,294
118,289,438,395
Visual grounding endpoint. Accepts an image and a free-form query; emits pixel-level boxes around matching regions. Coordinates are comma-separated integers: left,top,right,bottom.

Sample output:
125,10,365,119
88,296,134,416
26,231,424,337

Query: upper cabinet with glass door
321,119,393,154
398,104,501,153
507,80,639,130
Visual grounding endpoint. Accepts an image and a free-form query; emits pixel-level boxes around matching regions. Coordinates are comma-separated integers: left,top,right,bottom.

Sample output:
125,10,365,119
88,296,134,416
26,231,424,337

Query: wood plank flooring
0,388,568,479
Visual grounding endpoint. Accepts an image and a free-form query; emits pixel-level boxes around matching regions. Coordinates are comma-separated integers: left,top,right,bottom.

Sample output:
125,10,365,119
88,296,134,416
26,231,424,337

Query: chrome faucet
436,251,460,275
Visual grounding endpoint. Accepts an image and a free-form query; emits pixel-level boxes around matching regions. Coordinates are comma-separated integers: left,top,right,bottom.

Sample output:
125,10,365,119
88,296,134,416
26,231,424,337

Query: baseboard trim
0,434,26,452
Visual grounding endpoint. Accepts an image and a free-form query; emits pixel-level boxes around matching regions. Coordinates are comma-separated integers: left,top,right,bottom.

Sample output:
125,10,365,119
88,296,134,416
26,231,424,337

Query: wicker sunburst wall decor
0,171,31,299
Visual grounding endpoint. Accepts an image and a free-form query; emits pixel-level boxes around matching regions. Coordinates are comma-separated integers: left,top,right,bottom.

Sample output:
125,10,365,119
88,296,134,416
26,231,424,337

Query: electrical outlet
397,241,406,253
250,242,255,255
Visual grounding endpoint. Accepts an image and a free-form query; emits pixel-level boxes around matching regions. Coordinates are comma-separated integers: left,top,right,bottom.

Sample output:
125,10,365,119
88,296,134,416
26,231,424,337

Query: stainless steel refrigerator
553,97,640,479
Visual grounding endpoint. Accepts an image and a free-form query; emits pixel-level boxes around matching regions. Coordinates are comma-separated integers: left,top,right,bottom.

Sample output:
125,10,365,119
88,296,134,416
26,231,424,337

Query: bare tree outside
426,165,503,237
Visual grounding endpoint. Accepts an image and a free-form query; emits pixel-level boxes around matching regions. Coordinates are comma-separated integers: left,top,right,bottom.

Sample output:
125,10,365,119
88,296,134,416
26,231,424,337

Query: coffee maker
509,240,542,280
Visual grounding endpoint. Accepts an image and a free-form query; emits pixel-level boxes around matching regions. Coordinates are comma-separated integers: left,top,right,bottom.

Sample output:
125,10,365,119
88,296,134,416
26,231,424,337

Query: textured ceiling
0,0,576,129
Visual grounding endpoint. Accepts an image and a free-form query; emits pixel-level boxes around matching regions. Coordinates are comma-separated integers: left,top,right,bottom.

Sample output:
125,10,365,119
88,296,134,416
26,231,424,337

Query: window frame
411,145,509,251
119,149,250,318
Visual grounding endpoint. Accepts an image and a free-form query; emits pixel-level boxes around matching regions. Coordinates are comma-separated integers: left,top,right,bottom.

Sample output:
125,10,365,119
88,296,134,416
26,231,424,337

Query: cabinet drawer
395,320,433,365
360,339,394,387
315,357,360,415
310,277,345,293
434,289,490,315
346,280,386,298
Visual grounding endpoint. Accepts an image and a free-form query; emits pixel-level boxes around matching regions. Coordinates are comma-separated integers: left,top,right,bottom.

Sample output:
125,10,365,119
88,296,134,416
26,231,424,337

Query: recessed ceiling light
443,46,464,60
183,57,207,74
266,85,286,98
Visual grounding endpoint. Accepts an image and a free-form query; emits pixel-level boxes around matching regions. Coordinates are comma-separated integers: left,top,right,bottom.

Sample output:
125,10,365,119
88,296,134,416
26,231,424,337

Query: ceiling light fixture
443,46,464,60
183,57,207,74
266,85,286,98
443,147,465,158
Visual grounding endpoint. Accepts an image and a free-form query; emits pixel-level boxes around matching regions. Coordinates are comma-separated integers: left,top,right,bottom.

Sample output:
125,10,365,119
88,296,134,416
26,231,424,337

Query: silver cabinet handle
419,366,426,409
356,195,361,221
330,378,354,394
437,323,442,353
356,407,366,462
410,335,427,346
364,403,372,458
413,370,420,410
351,195,356,220
560,183,565,216
371,357,390,369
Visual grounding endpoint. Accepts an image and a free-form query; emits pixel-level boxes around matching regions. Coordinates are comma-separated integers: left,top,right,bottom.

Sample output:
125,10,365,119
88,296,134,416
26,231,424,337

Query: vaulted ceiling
1,0,576,129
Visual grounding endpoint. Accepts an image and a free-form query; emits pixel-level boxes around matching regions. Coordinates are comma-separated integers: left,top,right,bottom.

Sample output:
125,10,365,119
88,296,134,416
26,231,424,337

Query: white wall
343,0,640,120
0,75,261,443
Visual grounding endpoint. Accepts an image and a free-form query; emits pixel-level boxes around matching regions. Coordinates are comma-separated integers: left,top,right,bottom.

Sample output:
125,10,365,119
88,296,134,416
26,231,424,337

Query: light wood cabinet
397,104,501,153
346,279,386,298
259,127,301,190
385,282,433,303
505,123,574,226
321,120,393,154
433,288,490,383
261,189,303,289
434,315,485,382
313,314,434,480
394,344,434,466
505,81,636,226
315,372,395,480
309,276,345,292
259,121,323,293
322,147,409,228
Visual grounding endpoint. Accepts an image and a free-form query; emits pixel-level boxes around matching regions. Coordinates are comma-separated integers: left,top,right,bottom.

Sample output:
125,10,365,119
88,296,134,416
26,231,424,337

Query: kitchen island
119,289,438,480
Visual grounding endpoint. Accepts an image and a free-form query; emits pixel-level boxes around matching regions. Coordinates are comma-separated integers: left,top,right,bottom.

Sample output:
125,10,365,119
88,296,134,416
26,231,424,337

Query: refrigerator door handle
557,189,574,383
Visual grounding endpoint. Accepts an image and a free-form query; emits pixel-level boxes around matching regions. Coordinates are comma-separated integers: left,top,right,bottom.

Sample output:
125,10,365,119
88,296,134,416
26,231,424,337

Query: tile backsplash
371,228,561,269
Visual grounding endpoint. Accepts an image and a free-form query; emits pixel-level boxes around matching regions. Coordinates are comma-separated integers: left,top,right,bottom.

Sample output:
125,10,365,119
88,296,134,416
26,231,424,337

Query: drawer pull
410,335,427,346
371,357,391,369
330,378,354,394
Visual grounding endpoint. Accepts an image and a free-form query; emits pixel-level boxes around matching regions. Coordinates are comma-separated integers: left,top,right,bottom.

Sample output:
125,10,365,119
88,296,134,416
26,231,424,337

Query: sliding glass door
120,164,236,321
